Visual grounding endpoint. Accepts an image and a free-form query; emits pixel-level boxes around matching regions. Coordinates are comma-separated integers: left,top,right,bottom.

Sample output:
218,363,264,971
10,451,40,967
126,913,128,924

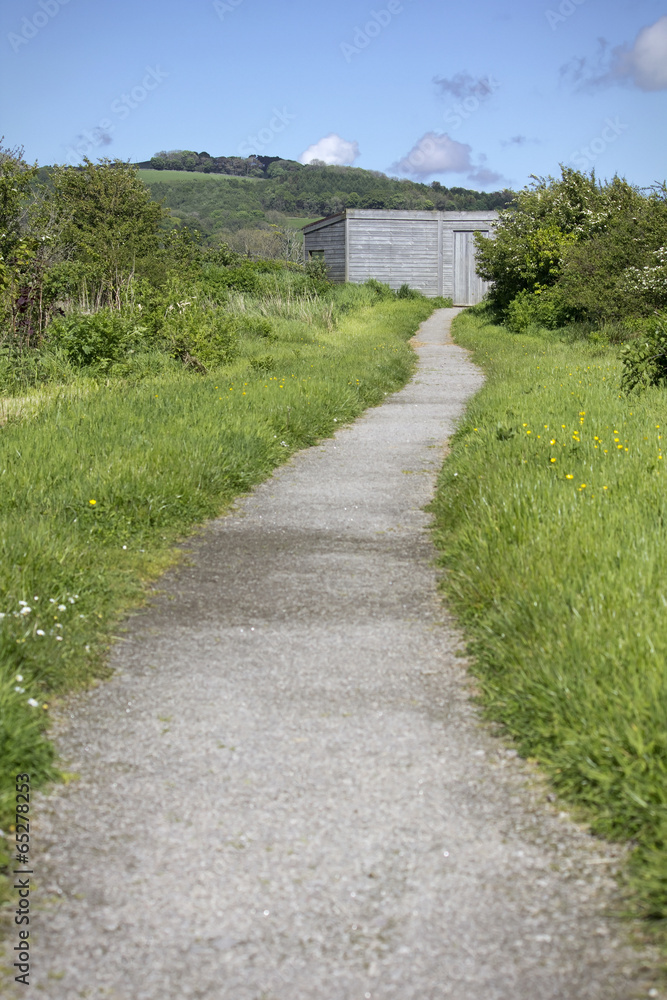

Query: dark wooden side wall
301,214,346,283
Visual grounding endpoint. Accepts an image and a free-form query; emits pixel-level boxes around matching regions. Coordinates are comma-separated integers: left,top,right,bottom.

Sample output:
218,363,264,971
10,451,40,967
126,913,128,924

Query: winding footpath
15,309,657,998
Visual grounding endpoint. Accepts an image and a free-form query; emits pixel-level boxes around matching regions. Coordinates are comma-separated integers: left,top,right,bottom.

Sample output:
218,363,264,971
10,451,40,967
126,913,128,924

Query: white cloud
394,132,473,176
299,133,360,166
393,132,506,187
562,17,667,92
611,16,667,91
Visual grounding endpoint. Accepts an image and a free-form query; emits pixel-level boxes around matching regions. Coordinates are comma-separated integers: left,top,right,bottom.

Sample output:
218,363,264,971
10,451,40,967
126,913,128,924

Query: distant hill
135,149,514,246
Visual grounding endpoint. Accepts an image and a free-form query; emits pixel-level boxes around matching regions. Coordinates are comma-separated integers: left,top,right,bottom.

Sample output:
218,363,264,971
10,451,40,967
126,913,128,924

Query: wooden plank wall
347,214,440,295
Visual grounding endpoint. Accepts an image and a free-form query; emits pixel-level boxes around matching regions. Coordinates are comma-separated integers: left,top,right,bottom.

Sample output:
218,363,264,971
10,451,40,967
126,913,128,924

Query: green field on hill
137,169,261,183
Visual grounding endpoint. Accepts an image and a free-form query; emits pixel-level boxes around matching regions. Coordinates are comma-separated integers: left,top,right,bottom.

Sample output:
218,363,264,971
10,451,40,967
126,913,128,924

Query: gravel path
16,308,657,999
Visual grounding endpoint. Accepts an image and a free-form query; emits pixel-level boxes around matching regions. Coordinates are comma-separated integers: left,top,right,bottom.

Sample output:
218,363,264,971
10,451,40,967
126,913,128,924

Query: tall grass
430,306,667,923
0,288,435,874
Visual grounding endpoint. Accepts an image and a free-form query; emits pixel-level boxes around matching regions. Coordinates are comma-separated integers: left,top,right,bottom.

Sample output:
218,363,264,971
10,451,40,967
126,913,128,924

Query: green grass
430,306,667,924
285,217,319,229
0,289,436,869
137,169,261,183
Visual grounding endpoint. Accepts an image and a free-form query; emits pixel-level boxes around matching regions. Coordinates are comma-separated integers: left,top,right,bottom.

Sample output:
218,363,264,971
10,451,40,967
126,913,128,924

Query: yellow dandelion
89,499,96,506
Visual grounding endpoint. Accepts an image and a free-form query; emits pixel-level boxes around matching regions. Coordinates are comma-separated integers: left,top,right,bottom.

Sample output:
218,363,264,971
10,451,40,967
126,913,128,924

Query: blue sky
1,0,666,191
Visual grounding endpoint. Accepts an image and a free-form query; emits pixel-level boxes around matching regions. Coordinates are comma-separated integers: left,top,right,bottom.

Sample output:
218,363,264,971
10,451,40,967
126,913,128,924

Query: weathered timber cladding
347,213,440,296
303,209,497,305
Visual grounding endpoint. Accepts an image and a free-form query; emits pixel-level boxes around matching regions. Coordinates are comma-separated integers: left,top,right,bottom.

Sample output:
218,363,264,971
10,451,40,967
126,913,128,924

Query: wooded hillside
133,150,513,245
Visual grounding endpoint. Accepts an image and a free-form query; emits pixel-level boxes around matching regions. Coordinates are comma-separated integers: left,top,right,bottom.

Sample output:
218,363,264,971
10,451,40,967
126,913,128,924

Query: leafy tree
45,158,168,302
0,139,37,258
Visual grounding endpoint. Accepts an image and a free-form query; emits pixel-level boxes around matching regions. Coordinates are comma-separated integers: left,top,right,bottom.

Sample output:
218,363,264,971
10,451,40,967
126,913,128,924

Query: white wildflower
36,629,45,636
20,606,32,615
27,698,39,708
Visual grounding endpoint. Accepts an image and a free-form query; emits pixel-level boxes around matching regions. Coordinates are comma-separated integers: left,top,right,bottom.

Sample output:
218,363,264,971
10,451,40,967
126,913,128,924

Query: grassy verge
430,306,667,924
0,290,437,873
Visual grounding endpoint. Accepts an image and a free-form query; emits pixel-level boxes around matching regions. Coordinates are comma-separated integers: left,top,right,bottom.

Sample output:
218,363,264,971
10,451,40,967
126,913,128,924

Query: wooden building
302,209,497,306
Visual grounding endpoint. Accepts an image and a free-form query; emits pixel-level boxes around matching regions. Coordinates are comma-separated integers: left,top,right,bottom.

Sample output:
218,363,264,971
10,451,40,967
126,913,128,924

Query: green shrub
505,287,567,333
475,168,667,323
556,220,667,323
210,264,259,293
305,256,330,283
161,304,238,369
620,316,667,393
364,278,395,300
396,283,423,300
47,309,147,368
249,354,275,373
237,316,275,339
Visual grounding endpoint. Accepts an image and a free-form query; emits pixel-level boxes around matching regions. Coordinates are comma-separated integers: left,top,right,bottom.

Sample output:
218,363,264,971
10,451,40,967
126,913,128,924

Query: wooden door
453,230,487,305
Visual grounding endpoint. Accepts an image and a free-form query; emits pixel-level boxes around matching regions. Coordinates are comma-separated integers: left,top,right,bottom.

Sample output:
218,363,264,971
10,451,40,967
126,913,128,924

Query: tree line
140,149,514,217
